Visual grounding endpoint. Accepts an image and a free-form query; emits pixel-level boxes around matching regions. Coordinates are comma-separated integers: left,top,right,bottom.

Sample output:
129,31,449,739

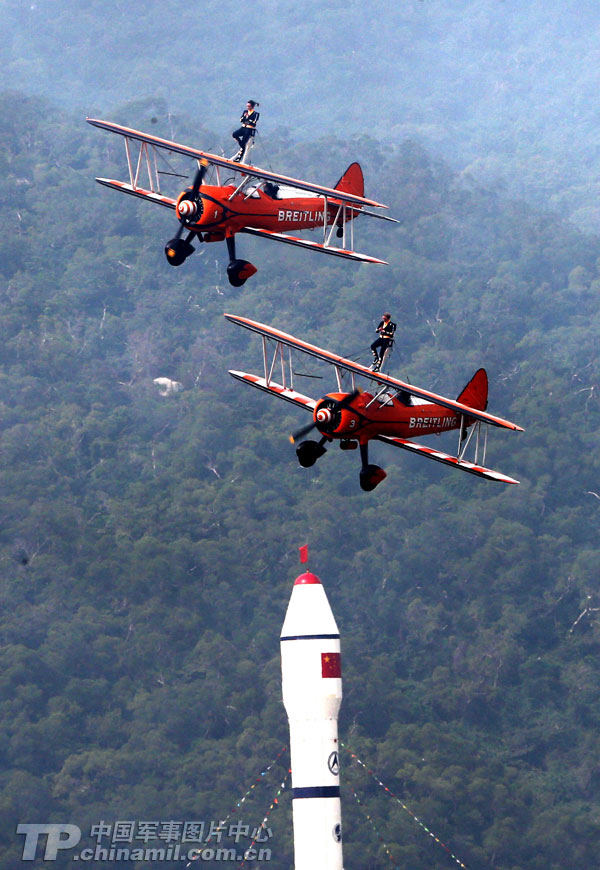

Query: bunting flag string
210,745,288,842
187,746,288,865
340,741,468,870
223,746,288,822
238,768,291,869
350,785,400,869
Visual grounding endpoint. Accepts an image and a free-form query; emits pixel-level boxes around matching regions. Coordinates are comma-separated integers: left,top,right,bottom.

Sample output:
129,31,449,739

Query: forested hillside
1,95,600,869
4,0,600,230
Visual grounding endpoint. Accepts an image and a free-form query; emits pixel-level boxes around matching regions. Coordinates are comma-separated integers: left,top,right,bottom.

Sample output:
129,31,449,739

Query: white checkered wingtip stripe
378,436,519,484
228,371,316,411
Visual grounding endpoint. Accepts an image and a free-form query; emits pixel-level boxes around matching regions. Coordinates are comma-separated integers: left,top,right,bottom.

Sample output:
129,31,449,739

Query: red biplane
86,118,397,286
225,314,523,490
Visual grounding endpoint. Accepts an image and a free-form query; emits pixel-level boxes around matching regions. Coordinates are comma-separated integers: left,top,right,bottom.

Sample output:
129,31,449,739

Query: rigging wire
153,146,191,183
342,345,373,362
254,131,275,173
293,347,373,381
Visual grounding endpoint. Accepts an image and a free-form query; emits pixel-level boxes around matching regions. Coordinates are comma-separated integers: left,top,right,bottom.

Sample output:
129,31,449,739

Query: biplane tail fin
333,162,365,199
456,368,488,411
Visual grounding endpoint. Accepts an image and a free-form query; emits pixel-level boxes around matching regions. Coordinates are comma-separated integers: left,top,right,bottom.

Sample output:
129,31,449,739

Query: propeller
289,390,360,444
191,158,209,197
172,158,210,242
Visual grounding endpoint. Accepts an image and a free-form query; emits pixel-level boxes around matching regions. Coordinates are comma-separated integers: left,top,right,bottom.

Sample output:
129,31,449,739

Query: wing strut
456,419,488,466
224,314,523,431
376,434,519,484
231,329,315,412
122,137,161,193
87,118,390,208
260,333,295,391
456,419,489,467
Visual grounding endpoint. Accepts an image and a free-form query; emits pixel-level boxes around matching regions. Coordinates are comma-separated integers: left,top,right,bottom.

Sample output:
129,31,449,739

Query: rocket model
280,570,344,870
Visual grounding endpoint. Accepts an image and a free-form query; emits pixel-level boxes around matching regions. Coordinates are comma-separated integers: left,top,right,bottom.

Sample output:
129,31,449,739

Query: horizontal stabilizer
229,371,316,411
347,206,400,223
376,434,519,484
239,227,388,265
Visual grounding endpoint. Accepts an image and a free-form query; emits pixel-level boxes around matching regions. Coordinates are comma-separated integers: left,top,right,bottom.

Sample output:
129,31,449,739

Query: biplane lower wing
96,178,176,209
229,371,316,411
375,434,519,484
239,227,388,265
223,314,523,432
86,118,388,209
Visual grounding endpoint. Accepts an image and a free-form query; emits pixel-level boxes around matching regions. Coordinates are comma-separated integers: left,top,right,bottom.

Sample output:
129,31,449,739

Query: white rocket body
280,571,343,870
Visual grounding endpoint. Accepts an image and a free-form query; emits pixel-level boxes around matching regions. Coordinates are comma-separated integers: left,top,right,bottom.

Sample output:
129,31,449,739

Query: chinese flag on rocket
321,652,342,678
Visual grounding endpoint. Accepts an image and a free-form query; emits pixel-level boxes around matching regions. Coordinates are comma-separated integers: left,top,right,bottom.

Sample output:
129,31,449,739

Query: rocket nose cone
294,572,321,586
282,572,339,638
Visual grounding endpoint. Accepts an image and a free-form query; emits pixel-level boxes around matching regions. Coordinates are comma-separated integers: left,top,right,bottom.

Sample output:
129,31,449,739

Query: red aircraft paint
87,118,394,284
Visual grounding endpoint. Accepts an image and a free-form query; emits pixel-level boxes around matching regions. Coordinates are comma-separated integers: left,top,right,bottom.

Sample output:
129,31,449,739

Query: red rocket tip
294,571,321,586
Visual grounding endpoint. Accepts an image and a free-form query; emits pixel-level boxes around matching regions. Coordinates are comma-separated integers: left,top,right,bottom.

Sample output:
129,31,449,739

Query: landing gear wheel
165,237,195,266
227,259,258,287
296,440,327,468
359,464,387,492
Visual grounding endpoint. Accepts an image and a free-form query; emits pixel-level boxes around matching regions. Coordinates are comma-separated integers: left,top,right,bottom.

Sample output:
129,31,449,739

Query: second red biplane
86,118,397,286
225,314,523,490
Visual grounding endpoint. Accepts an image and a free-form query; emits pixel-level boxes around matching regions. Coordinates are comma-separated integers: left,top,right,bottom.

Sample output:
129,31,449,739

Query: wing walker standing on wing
87,115,398,287
225,314,523,491
87,108,523,492
371,312,396,372
232,100,260,163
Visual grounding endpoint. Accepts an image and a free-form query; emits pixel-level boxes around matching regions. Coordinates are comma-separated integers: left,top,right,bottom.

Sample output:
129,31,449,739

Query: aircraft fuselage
314,392,466,444
176,184,359,237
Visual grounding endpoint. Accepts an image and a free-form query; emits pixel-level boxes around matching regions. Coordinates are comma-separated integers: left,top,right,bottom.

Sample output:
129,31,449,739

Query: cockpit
236,181,280,200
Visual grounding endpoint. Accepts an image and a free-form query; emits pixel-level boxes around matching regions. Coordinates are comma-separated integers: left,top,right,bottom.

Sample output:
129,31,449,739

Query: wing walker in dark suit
232,100,260,162
371,313,396,372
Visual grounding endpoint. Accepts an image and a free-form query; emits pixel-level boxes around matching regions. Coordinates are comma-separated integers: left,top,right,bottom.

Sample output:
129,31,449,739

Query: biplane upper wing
86,118,389,209
224,314,524,432
239,227,387,265
375,434,519,484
